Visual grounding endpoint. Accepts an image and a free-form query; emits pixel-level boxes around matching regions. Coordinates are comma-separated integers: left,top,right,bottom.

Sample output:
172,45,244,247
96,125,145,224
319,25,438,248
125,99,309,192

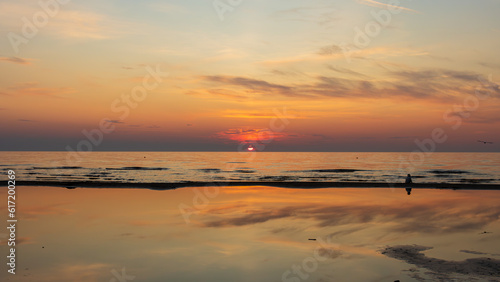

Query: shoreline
14,181,500,190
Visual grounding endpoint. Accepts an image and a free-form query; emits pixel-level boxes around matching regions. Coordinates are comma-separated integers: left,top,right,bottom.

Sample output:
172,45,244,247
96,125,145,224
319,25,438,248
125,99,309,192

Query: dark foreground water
1,186,499,282
1,152,499,184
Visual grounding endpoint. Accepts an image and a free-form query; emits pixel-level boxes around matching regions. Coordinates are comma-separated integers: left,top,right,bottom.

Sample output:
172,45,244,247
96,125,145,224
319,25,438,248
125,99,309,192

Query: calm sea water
1,152,499,184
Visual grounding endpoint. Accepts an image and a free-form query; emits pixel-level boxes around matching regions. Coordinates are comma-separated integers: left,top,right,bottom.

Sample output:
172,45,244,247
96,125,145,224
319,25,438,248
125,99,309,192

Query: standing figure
405,174,413,195
405,174,412,184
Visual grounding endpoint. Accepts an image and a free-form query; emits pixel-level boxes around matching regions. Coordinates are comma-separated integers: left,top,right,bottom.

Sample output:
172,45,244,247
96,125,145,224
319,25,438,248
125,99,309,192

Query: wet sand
4,184,500,281
381,245,500,280
15,180,500,190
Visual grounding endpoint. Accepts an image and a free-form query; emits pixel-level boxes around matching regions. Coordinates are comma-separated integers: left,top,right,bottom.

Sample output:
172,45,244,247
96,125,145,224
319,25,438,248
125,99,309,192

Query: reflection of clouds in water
200,203,248,214
479,234,500,243
0,236,32,246
32,263,113,282
20,203,74,220
200,200,500,234
327,226,367,238
317,248,342,259
271,226,301,234
203,206,298,227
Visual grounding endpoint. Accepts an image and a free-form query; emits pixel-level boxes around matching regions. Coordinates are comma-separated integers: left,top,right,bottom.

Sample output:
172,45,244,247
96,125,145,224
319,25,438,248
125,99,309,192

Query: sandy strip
14,180,500,190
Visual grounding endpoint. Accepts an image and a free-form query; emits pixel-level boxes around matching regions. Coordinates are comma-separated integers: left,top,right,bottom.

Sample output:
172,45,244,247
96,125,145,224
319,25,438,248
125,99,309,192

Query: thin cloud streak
0,56,31,65
357,0,418,13
198,68,492,102
8,82,75,98
0,2,134,40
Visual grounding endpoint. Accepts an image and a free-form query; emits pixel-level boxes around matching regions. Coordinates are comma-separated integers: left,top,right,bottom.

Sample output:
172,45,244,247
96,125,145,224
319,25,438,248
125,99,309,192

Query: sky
0,0,499,152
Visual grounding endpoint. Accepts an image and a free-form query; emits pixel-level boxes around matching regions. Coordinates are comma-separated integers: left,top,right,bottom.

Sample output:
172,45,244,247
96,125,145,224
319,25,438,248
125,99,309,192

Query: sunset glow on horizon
1,0,499,152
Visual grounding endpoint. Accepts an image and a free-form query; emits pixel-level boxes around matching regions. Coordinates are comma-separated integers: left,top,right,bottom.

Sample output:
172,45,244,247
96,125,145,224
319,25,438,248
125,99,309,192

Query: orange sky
1,0,499,151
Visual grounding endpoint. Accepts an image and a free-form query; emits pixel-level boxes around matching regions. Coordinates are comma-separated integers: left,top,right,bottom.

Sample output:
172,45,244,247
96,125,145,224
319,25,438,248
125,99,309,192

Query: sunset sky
1,0,499,151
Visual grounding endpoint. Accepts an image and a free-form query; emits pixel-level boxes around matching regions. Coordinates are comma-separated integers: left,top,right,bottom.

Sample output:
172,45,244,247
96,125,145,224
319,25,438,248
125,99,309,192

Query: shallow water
1,186,499,281
1,152,499,184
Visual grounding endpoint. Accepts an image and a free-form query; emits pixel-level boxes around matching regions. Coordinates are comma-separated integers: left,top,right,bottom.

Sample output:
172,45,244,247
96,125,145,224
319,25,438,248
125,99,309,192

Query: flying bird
477,140,493,144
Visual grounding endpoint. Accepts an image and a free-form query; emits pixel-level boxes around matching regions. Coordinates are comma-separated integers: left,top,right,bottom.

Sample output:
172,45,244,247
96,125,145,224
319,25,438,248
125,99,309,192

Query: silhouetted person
405,174,413,195
405,174,412,184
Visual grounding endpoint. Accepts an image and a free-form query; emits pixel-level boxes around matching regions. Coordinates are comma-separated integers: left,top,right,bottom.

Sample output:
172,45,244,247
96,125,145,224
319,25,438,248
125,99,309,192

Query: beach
2,0,500,280
1,185,500,281
14,180,500,190
2,152,500,281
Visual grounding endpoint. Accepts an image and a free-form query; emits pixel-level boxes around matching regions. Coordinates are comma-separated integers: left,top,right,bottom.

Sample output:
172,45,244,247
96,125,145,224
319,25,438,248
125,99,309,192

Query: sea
1,151,499,184
2,151,500,281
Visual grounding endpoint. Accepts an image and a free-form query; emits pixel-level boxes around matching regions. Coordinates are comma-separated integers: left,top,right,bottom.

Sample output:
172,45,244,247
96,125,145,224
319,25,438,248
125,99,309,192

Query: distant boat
478,140,493,144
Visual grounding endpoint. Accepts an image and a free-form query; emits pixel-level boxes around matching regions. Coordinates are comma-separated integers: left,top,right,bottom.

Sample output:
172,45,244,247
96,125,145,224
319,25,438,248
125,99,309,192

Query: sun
247,146,255,151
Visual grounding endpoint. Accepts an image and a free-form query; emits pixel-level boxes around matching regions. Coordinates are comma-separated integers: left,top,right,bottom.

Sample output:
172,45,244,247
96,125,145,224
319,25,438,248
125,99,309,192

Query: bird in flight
478,140,494,144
